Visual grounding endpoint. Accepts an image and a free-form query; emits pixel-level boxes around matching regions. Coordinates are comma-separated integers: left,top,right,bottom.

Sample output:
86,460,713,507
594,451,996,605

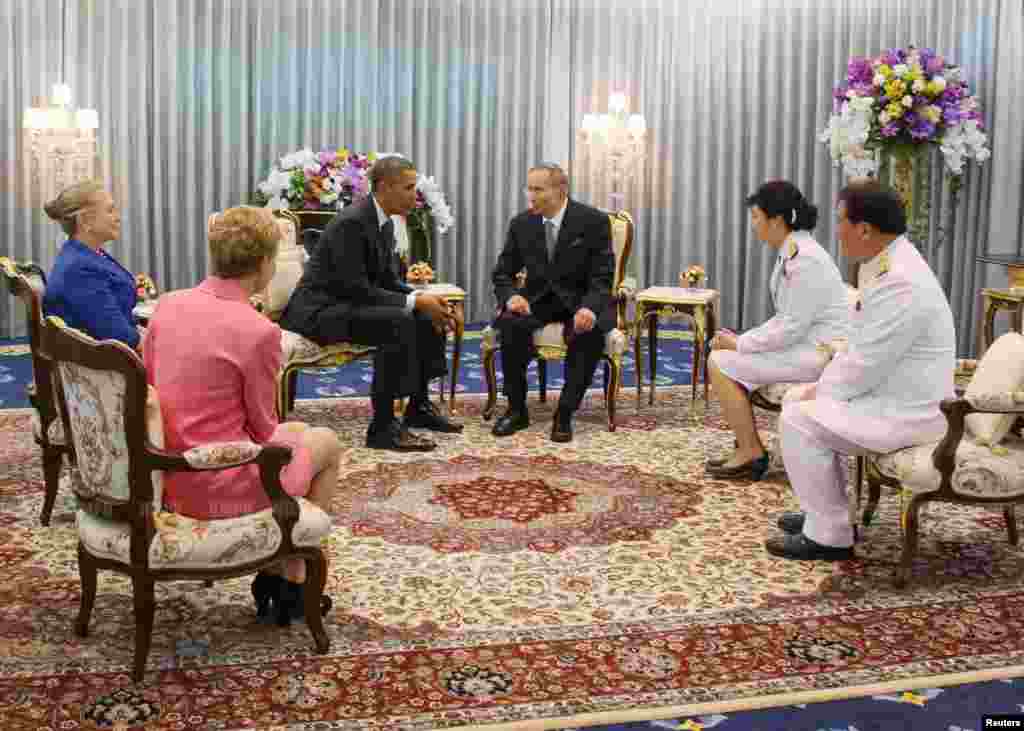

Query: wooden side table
634,286,719,404
420,283,467,410
977,288,1024,357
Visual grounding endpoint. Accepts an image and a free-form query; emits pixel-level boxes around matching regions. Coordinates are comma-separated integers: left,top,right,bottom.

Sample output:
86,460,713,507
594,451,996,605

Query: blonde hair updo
43,179,106,236
207,206,282,279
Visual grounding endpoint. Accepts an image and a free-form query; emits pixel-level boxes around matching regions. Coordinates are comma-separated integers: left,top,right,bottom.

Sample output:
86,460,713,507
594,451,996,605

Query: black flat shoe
276,579,333,626
251,571,282,619
404,400,464,433
492,409,529,437
705,454,770,480
765,533,854,562
776,511,805,535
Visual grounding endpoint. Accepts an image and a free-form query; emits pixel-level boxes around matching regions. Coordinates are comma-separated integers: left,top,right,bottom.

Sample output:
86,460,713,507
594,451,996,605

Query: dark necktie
545,220,557,260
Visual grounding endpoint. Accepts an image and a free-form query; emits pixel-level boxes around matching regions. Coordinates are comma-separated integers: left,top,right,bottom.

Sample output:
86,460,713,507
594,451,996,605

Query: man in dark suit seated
279,156,462,451
491,163,615,442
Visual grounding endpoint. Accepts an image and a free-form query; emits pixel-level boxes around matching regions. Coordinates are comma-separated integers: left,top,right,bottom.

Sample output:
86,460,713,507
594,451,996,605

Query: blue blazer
44,239,140,348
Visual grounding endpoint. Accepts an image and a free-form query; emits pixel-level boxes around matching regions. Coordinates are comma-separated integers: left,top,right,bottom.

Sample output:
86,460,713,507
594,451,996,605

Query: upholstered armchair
45,316,333,681
481,211,634,432
862,334,1024,587
1,256,68,525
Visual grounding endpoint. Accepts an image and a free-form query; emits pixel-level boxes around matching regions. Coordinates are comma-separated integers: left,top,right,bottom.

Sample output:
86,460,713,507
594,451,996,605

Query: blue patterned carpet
1,326,1020,729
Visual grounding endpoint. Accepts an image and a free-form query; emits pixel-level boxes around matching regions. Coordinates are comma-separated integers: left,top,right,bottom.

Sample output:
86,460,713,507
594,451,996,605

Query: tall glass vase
875,145,933,248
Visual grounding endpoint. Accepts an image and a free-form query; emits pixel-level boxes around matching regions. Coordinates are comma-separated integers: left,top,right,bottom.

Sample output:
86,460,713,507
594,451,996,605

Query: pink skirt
163,424,316,520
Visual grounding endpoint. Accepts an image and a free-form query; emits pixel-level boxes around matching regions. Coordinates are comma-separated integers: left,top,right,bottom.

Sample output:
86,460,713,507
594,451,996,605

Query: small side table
634,286,719,404
419,283,467,410
977,288,1024,357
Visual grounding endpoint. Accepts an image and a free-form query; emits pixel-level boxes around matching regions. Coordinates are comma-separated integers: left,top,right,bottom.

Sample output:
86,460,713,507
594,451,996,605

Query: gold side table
420,283,467,411
634,286,719,404
977,288,1024,357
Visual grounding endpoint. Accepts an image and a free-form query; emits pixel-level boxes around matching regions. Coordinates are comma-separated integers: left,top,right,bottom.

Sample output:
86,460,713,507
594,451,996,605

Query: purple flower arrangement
821,46,990,179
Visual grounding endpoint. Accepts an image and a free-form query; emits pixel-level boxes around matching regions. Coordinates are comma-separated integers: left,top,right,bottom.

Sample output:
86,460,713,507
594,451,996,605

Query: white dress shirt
373,196,419,314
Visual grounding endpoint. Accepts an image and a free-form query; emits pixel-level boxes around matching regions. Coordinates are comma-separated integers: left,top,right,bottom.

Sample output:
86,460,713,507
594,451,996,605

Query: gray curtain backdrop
3,0,1022,357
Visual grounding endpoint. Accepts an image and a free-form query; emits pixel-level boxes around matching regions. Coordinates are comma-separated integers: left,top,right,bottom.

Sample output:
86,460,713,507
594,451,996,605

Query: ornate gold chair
0,256,68,525
45,315,332,681
481,211,634,432
861,335,1024,587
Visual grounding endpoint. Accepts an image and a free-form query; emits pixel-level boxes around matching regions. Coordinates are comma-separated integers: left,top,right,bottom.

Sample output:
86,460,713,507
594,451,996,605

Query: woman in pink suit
144,206,342,623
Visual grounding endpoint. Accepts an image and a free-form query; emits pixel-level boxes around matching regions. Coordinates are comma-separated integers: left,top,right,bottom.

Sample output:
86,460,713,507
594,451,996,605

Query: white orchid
939,119,990,175
416,174,456,233
819,98,875,176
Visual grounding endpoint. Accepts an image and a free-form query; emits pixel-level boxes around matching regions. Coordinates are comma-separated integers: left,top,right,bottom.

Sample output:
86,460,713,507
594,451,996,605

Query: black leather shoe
551,410,573,443
251,571,282,619
705,454,770,480
765,533,854,562
276,579,333,625
776,511,805,535
404,400,464,433
492,409,529,437
366,421,436,451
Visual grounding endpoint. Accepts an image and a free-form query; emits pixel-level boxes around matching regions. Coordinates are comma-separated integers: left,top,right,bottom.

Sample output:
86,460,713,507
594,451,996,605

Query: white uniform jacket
814,236,956,450
737,231,849,355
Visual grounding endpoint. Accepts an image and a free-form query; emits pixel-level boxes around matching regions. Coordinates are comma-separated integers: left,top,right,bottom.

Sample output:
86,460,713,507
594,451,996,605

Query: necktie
545,220,557,260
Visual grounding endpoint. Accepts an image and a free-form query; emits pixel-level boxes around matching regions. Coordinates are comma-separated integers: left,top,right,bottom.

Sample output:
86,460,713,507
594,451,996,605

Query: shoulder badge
786,238,799,259
877,251,890,278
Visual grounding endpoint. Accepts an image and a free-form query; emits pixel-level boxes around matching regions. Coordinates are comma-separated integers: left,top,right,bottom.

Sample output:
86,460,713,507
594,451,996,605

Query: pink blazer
144,277,287,518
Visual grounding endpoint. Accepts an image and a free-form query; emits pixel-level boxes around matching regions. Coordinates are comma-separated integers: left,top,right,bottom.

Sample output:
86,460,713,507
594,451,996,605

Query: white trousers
779,398,873,549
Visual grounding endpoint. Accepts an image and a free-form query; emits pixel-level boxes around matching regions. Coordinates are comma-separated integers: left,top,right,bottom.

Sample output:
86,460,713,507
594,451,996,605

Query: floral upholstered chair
862,333,1024,587
481,210,635,432
44,316,333,681
0,256,67,525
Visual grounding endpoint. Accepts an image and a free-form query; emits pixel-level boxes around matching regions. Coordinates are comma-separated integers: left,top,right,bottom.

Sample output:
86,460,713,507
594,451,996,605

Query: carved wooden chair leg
132,576,157,682
1004,505,1019,546
606,358,620,432
895,493,926,588
40,447,63,526
74,544,98,637
862,470,883,527
304,551,331,654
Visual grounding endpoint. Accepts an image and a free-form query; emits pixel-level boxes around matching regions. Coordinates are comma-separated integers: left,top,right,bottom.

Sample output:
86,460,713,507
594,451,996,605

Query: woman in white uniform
706,180,849,480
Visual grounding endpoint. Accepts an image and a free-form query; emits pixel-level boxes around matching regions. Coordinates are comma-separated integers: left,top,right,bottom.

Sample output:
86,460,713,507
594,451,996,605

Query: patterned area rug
2,388,1024,730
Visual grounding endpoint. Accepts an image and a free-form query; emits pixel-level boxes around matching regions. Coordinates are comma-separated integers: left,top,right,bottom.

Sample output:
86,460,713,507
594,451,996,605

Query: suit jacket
737,231,849,355
43,238,140,348
279,197,412,343
143,277,287,518
812,236,956,451
492,198,615,331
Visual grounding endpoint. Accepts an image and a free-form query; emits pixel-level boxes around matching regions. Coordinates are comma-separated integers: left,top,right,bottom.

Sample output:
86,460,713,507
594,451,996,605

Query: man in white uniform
766,182,956,561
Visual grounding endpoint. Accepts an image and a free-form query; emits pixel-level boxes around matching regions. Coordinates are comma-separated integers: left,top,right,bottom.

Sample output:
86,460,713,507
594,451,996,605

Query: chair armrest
146,441,300,541
932,392,1024,484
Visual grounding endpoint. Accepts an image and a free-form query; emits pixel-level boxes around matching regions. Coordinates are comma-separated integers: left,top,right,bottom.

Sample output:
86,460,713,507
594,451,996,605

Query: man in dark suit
491,163,615,442
279,156,462,451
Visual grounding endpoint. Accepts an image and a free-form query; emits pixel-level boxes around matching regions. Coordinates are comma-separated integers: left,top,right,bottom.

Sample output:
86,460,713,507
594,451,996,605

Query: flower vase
875,145,933,247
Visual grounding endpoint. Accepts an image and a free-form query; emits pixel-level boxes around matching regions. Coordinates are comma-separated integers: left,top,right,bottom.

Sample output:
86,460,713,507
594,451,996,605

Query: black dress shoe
765,533,854,562
251,571,282,619
551,410,573,443
705,454,770,480
366,421,436,451
776,511,805,535
492,409,529,437
404,400,464,433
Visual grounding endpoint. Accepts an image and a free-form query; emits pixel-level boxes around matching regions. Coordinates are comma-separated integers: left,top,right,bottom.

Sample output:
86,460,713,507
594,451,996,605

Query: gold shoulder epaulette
877,251,890,278
786,238,799,259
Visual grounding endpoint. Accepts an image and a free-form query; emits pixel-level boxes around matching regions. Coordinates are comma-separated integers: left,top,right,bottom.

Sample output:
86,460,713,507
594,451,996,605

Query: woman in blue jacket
43,180,141,349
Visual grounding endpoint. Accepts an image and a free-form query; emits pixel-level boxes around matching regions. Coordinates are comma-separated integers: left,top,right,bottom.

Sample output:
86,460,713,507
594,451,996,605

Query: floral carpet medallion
334,454,703,554
1,389,1024,730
